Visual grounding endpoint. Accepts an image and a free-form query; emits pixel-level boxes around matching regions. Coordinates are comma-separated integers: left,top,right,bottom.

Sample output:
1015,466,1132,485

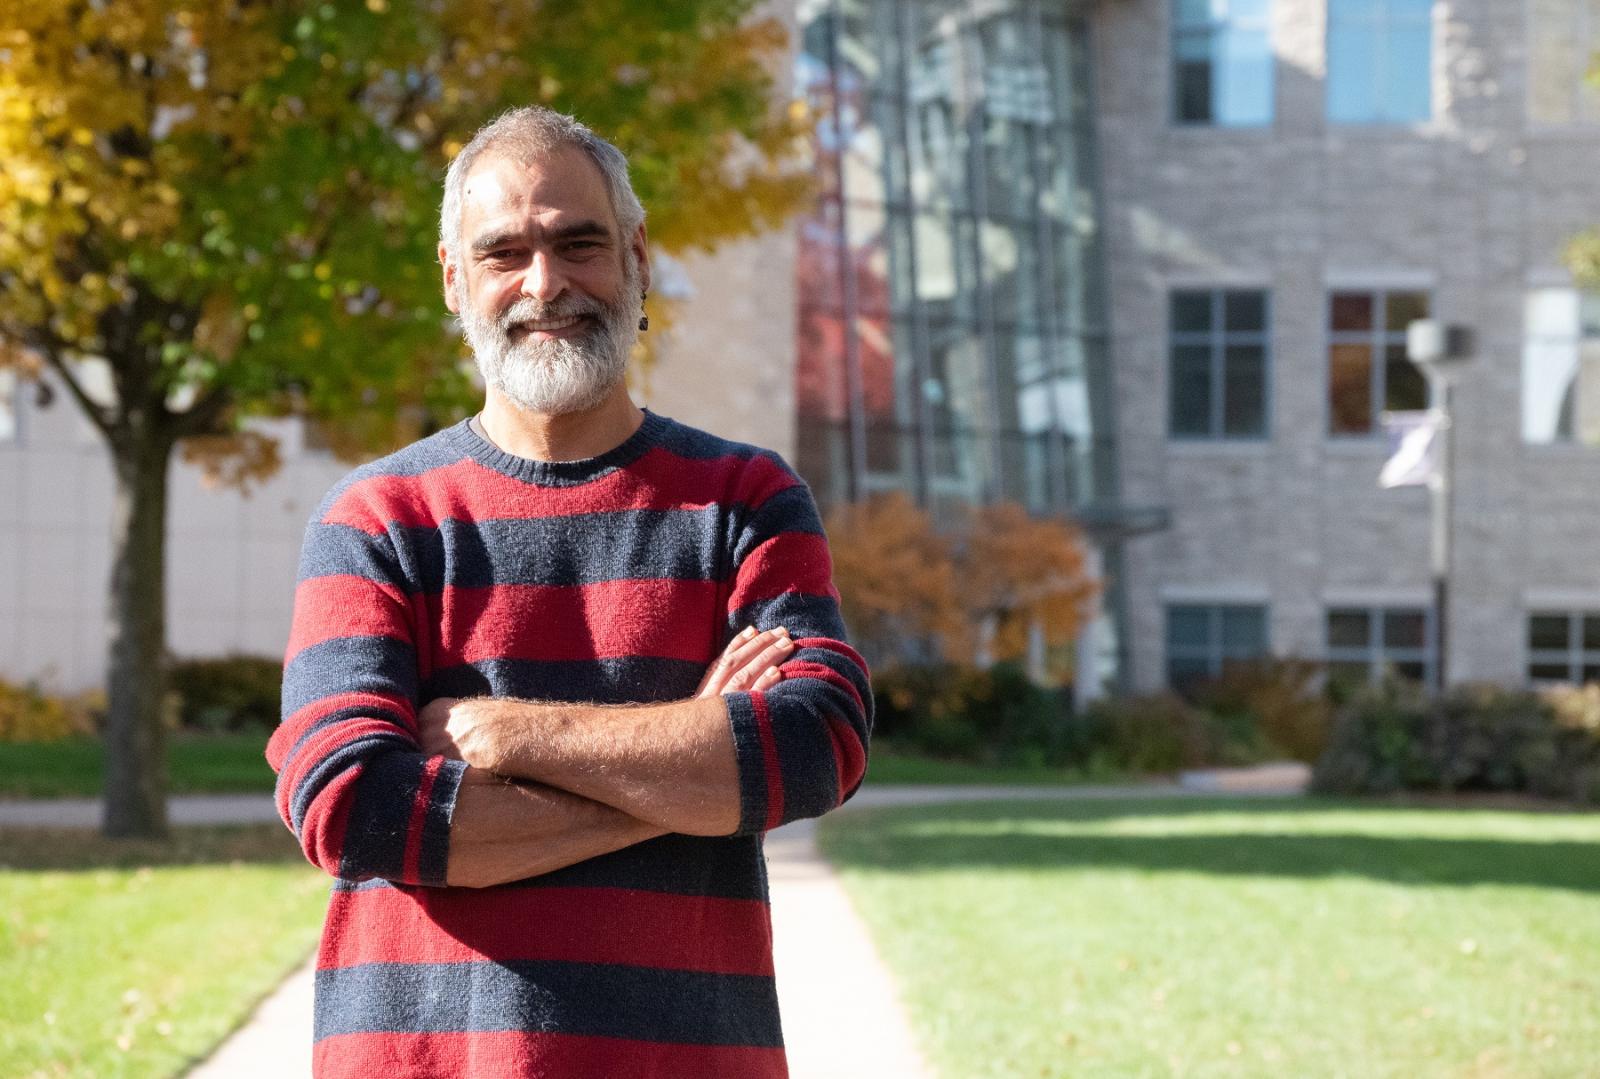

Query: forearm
446,766,666,888
465,696,741,837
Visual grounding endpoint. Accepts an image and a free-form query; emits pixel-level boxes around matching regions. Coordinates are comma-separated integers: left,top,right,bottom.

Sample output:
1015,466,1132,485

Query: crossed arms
421,628,795,888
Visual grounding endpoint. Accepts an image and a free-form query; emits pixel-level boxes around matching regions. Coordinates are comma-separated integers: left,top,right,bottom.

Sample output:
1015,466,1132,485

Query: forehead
458,146,617,242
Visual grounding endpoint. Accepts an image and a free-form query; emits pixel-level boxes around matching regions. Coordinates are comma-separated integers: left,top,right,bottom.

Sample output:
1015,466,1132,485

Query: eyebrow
470,220,613,255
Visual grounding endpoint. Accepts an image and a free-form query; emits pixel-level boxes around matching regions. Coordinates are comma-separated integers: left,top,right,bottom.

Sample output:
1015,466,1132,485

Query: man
267,106,871,1077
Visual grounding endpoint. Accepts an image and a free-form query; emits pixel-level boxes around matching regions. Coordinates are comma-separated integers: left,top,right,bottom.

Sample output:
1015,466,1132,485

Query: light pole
1405,320,1473,694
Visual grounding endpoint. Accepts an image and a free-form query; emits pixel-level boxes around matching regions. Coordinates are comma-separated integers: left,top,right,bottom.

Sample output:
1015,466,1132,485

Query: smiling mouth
509,314,592,336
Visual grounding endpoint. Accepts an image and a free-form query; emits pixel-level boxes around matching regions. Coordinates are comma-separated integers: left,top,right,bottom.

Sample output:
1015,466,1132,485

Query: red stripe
274,690,416,761
798,637,870,680
313,1029,786,1078
752,693,785,831
778,654,866,717
827,713,868,799
286,575,412,658
302,767,359,873
401,756,444,884
324,447,794,533
318,886,774,976
728,533,836,610
426,579,721,667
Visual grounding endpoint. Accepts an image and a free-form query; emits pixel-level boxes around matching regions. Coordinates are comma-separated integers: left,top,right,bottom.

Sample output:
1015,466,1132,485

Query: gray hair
438,106,646,265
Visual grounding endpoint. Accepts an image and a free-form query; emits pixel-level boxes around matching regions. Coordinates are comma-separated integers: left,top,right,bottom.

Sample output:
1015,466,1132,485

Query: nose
519,250,566,303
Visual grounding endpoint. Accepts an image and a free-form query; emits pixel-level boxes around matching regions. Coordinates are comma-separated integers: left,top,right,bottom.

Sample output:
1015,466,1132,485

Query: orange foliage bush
826,494,1100,670
955,502,1100,666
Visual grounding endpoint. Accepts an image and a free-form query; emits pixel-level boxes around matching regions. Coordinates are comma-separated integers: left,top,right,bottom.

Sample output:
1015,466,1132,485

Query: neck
478,382,644,463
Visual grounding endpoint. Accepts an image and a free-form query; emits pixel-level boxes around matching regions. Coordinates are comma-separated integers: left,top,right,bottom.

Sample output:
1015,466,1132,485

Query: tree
825,493,1100,674
0,0,811,837
954,502,1099,671
825,492,968,667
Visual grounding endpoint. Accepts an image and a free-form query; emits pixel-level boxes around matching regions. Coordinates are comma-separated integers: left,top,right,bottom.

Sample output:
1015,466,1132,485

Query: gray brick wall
1094,0,1600,691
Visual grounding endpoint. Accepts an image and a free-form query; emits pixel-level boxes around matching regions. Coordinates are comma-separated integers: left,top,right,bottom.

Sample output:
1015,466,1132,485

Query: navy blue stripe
297,523,408,584
314,959,783,1047
282,636,418,718
783,642,874,734
731,485,827,565
423,656,704,706
729,592,850,643
395,510,727,591
289,731,410,835
725,692,771,835
332,833,771,901
654,417,779,465
767,689,844,824
339,749,429,881
418,758,467,886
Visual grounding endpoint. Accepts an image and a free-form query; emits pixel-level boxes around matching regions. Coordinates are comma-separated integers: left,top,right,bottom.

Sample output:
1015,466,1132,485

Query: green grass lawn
0,733,274,799
0,825,328,1077
864,743,1129,787
819,797,1600,1078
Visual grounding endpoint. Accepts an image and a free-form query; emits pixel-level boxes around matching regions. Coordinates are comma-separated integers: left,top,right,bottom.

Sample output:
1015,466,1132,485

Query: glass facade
794,0,1114,525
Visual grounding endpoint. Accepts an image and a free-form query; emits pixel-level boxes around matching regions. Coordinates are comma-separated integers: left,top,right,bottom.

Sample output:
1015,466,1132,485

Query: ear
439,243,460,314
630,223,650,296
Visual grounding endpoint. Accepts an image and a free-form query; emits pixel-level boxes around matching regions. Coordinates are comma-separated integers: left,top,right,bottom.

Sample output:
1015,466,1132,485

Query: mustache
495,295,605,332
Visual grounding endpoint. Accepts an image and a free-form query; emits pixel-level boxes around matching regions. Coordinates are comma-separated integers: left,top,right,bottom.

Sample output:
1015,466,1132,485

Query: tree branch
31,335,118,439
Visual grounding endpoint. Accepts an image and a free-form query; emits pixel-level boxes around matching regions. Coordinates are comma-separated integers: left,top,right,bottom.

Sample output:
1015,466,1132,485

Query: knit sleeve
266,492,466,885
721,455,872,834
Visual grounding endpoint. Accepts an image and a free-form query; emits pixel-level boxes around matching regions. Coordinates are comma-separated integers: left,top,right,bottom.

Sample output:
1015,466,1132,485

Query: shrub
870,662,1077,764
0,680,101,743
168,655,284,733
1191,657,1333,764
1312,680,1600,803
1081,692,1224,774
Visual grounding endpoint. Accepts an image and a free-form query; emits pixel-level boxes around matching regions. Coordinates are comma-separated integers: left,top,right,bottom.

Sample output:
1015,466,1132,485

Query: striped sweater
266,410,872,1078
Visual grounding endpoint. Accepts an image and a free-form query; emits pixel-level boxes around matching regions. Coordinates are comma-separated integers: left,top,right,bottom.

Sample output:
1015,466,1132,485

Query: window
1325,606,1434,687
1529,0,1600,124
1523,288,1600,444
1528,613,1600,683
1326,0,1432,124
1166,603,1269,691
1172,0,1274,126
1327,290,1429,435
1170,289,1270,438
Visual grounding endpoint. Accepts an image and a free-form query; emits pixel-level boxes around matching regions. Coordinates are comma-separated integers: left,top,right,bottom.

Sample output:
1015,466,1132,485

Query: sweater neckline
444,408,668,485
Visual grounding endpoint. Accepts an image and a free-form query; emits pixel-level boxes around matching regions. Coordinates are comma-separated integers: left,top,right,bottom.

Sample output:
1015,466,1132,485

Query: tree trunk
102,434,172,839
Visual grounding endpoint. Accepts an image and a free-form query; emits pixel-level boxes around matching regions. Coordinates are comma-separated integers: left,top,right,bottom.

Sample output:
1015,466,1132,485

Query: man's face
442,146,649,416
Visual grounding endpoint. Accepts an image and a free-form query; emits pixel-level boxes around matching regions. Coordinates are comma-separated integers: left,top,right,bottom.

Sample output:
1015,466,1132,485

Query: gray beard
459,258,639,416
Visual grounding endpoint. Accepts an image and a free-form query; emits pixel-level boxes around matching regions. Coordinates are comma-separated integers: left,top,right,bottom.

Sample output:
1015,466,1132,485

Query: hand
694,625,793,698
418,696,499,768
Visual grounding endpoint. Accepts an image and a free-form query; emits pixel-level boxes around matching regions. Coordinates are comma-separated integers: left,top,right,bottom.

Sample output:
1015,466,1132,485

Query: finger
725,637,794,690
751,666,783,691
699,627,785,697
720,626,786,672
